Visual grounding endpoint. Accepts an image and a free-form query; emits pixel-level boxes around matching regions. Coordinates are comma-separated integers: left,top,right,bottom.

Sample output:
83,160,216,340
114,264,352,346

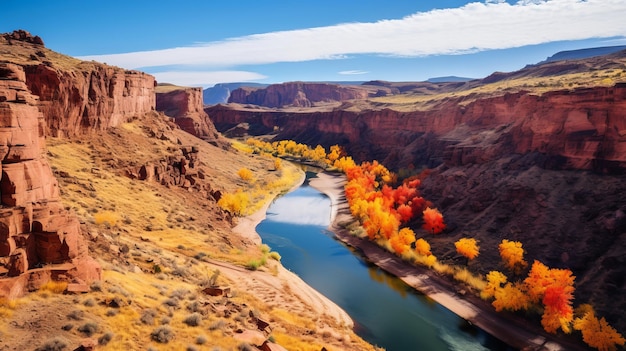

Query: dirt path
309,171,589,351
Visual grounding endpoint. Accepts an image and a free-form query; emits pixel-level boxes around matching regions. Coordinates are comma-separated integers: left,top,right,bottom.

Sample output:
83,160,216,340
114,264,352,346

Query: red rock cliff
228,82,372,107
210,84,626,173
0,63,101,297
155,86,221,142
24,63,155,137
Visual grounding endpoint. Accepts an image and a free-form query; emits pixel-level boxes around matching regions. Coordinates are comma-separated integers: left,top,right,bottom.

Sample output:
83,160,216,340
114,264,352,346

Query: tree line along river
255,174,515,351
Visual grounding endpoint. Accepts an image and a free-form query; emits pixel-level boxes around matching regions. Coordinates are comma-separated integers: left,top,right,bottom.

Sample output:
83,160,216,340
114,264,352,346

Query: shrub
77,322,98,336
196,335,208,345
268,251,282,261
39,281,68,294
67,309,84,321
98,332,114,345
237,168,254,182
35,337,69,351
140,309,157,325
208,320,226,331
93,211,117,226
246,259,261,271
151,326,174,343
183,313,202,327
163,298,179,308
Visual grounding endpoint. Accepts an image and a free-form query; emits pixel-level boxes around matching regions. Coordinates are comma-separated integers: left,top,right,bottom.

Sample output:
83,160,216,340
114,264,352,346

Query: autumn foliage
237,167,254,182
422,207,445,234
573,308,625,351
498,239,528,273
239,138,623,350
454,238,479,261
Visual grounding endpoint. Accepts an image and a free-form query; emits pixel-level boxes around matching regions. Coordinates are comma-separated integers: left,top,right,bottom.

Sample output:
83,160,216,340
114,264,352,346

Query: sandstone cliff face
228,82,372,107
0,63,101,297
155,86,221,143
24,63,155,137
211,84,626,173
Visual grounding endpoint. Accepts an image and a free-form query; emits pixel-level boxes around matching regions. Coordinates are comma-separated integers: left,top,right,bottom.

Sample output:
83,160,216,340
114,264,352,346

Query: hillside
207,48,626,339
0,31,376,351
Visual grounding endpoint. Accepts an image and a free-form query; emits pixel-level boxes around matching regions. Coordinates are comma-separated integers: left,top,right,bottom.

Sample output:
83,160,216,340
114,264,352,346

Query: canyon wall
156,86,221,143
0,63,101,297
24,63,155,137
210,84,626,174
209,83,626,332
228,82,374,107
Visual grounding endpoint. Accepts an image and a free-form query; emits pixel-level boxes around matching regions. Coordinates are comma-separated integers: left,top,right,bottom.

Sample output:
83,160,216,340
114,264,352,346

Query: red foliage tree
422,207,445,234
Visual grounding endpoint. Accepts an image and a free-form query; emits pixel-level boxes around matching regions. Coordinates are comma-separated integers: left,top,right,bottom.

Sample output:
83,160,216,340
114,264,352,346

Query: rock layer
228,82,374,107
155,86,221,143
0,63,100,297
24,63,155,137
210,84,626,174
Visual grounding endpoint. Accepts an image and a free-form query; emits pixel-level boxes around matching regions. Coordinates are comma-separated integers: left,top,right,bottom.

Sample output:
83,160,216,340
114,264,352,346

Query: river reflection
256,178,515,351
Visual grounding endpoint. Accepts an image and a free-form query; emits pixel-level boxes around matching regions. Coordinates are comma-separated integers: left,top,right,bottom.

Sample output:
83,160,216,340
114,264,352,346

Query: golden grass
154,83,190,93
453,267,487,292
38,281,68,294
272,332,330,351
0,298,19,318
38,118,380,350
368,68,626,111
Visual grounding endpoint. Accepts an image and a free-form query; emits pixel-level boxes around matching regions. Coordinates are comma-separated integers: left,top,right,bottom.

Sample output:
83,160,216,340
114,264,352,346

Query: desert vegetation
0,113,377,351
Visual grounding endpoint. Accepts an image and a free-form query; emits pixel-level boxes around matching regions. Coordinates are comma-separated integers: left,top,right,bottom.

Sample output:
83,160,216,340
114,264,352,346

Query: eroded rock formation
210,84,626,174
24,63,156,138
228,82,374,107
155,86,222,144
0,63,100,297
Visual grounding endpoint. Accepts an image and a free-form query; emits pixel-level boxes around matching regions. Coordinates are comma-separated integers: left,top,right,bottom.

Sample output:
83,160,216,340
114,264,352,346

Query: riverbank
232,171,356,329
309,171,589,351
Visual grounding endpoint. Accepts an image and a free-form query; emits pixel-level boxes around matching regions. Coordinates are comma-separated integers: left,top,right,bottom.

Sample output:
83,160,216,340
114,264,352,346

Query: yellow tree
482,270,508,300
499,239,528,273
455,238,479,261
574,309,625,351
524,260,576,334
389,228,415,255
493,282,529,312
237,168,254,182
414,238,432,256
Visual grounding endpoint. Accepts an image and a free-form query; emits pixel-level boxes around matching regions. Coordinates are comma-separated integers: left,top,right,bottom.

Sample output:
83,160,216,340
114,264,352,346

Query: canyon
207,52,626,336
0,31,373,351
2,28,625,349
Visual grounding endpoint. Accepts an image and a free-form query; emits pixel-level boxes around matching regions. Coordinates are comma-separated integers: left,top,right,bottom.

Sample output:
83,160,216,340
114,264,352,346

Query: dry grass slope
0,112,378,351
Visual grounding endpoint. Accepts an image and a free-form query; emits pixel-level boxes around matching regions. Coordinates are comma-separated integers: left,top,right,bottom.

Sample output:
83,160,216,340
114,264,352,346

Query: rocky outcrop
1,30,156,138
24,64,155,137
228,82,373,108
0,63,101,297
210,84,626,174
155,86,222,143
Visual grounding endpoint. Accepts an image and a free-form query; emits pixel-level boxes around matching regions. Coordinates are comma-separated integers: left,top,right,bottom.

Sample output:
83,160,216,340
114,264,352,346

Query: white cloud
150,70,267,88
78,0,626,86
339,70,369,75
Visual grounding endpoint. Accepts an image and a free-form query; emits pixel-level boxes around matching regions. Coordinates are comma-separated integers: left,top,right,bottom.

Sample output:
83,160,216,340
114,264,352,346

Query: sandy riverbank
309,171,589,351
230,172,355,328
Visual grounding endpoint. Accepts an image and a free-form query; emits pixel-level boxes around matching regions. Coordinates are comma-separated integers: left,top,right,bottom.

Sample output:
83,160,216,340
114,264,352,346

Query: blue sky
3,0,626,88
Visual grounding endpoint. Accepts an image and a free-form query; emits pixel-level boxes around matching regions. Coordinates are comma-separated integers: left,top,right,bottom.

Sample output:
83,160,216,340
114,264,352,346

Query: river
256,176,516,351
